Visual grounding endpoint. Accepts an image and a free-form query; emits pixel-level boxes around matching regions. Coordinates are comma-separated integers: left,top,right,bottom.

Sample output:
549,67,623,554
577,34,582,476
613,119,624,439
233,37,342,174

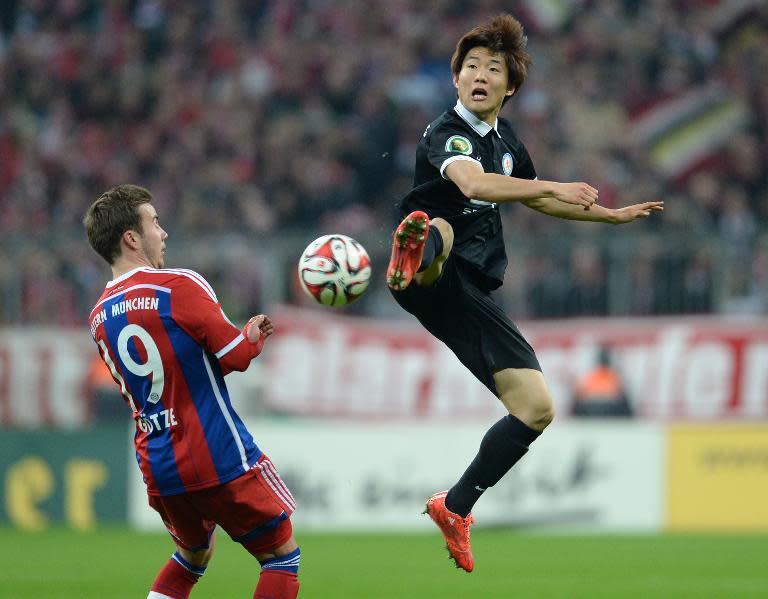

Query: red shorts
148,454,296,555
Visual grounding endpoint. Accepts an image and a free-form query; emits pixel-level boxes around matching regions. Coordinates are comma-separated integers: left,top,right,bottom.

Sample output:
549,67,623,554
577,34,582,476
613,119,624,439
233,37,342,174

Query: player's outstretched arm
522,196,663,223
445,160,598,209
610,201,665,223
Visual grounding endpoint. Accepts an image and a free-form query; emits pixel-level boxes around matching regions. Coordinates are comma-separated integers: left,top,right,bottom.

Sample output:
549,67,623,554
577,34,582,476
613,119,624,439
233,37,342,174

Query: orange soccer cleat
423,491,475,572
386,210,430,291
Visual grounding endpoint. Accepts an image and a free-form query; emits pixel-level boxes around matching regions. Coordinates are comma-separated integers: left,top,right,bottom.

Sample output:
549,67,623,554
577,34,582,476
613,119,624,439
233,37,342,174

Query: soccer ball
297,234,372,307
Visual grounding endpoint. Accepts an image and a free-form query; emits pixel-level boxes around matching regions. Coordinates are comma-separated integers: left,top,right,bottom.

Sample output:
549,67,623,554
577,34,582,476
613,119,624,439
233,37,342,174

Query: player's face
453,47,514,123
137,203,167,268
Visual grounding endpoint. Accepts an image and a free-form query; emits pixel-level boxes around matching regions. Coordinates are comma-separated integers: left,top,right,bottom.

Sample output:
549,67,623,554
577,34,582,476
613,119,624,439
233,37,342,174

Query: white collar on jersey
107,266,154,287
454,100,501,138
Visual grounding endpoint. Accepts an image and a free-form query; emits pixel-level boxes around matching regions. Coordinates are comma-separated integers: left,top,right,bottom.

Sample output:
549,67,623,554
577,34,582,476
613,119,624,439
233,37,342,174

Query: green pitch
1,527,766,598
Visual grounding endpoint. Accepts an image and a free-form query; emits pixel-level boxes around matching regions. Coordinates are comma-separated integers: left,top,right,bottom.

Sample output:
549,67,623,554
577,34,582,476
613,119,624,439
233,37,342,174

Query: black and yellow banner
667,425,768,531
0,427,128,530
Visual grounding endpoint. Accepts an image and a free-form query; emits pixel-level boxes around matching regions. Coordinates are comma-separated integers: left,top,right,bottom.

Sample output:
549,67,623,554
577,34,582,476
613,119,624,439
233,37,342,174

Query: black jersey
398,101,537,289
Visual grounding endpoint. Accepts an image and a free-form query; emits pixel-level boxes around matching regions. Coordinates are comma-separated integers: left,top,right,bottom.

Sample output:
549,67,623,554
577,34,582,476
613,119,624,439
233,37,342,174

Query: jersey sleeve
426,122,482,179
512,142,537,180
169,271,262,375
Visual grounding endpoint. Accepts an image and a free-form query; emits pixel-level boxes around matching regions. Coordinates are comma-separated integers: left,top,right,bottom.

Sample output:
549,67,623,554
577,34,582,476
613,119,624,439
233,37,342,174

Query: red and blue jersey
88,267,264,496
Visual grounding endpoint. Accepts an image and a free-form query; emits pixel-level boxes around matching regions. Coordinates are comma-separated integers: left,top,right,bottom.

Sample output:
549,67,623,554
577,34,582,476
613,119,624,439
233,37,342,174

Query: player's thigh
209,456,297,558
148,493,217,555
493,367,554,430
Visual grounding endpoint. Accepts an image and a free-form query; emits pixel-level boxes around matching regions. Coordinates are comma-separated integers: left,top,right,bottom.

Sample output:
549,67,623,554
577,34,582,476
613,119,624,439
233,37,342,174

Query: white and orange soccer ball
297,234,372,307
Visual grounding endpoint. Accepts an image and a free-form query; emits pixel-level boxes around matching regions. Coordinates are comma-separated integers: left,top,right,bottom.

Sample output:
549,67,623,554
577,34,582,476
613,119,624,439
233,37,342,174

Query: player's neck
111,255,155,281
457,99,500,129
474,106,501,127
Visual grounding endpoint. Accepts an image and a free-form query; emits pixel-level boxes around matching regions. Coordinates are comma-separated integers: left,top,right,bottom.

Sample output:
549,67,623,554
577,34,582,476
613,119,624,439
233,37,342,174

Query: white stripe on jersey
106,267,218,302
106,266,145,287
202,351,249,472
91,283,171,313
163,268,218,301
215,333,244,359
220,307,236,328
439,154,481,180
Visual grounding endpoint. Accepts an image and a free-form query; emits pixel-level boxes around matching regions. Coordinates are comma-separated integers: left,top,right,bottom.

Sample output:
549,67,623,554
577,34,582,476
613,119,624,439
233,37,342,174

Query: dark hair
83,184,153,264
450,14,532,106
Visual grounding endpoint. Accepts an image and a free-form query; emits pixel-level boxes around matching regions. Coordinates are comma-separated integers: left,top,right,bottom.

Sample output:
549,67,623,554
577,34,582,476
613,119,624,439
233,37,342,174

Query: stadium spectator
572,346,633,418
84,185,300,599
0,1,766,322
85,352,124,422
385,14,662,572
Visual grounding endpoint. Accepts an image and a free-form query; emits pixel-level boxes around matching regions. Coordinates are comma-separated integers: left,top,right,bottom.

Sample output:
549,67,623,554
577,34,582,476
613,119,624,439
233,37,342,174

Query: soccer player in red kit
84,184,300,599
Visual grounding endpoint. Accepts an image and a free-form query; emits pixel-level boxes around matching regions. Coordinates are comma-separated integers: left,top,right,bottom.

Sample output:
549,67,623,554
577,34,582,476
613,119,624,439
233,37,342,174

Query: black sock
417,225,444,272
445,415,541,517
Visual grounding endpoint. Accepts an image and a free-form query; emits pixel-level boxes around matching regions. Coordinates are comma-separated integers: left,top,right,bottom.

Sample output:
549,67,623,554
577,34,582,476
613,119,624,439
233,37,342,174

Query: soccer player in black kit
387,14,663,572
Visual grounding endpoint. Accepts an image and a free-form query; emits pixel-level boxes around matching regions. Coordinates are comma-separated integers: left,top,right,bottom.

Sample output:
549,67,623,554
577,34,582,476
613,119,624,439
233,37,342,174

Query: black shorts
389,256,541,397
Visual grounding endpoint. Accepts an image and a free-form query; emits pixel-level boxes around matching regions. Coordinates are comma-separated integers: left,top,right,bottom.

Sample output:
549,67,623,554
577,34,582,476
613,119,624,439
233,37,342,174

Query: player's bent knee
534,404,555,430
241,517,296,561
499,388,554,431
177,542,215,568
526,387,555,430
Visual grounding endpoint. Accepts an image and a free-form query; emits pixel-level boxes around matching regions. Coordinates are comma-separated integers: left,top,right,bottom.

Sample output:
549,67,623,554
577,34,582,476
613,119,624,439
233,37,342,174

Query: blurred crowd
1,0,767,325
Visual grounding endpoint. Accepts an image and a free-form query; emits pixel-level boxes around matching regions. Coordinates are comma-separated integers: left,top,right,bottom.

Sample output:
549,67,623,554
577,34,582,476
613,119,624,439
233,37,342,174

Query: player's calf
254,547,300,599
413,217,452,287
148,551,208,599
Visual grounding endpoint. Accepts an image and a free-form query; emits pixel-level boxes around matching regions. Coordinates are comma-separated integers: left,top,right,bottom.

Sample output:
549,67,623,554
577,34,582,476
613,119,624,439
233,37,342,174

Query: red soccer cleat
387,211,430,291
423,491,475,572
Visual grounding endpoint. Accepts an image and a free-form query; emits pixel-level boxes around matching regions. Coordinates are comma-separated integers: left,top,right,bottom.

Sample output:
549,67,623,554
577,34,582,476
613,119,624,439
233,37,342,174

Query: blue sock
260,547,301,574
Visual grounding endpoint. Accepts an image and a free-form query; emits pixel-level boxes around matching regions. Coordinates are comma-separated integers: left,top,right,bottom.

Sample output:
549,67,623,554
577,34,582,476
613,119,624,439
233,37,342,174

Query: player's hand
611,201,664,224
553,182,599,209
245,315,274,343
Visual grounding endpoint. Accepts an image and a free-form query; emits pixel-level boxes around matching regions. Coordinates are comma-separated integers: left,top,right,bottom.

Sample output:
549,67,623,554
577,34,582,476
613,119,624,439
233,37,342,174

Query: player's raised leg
387,212,453,290
413,218,453,287
387,210,430,290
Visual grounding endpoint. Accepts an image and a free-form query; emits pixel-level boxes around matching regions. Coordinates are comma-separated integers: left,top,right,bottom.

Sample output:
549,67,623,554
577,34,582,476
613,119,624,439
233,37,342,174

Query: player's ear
123,229,139,250
452,73,459,89
506,87,516,97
